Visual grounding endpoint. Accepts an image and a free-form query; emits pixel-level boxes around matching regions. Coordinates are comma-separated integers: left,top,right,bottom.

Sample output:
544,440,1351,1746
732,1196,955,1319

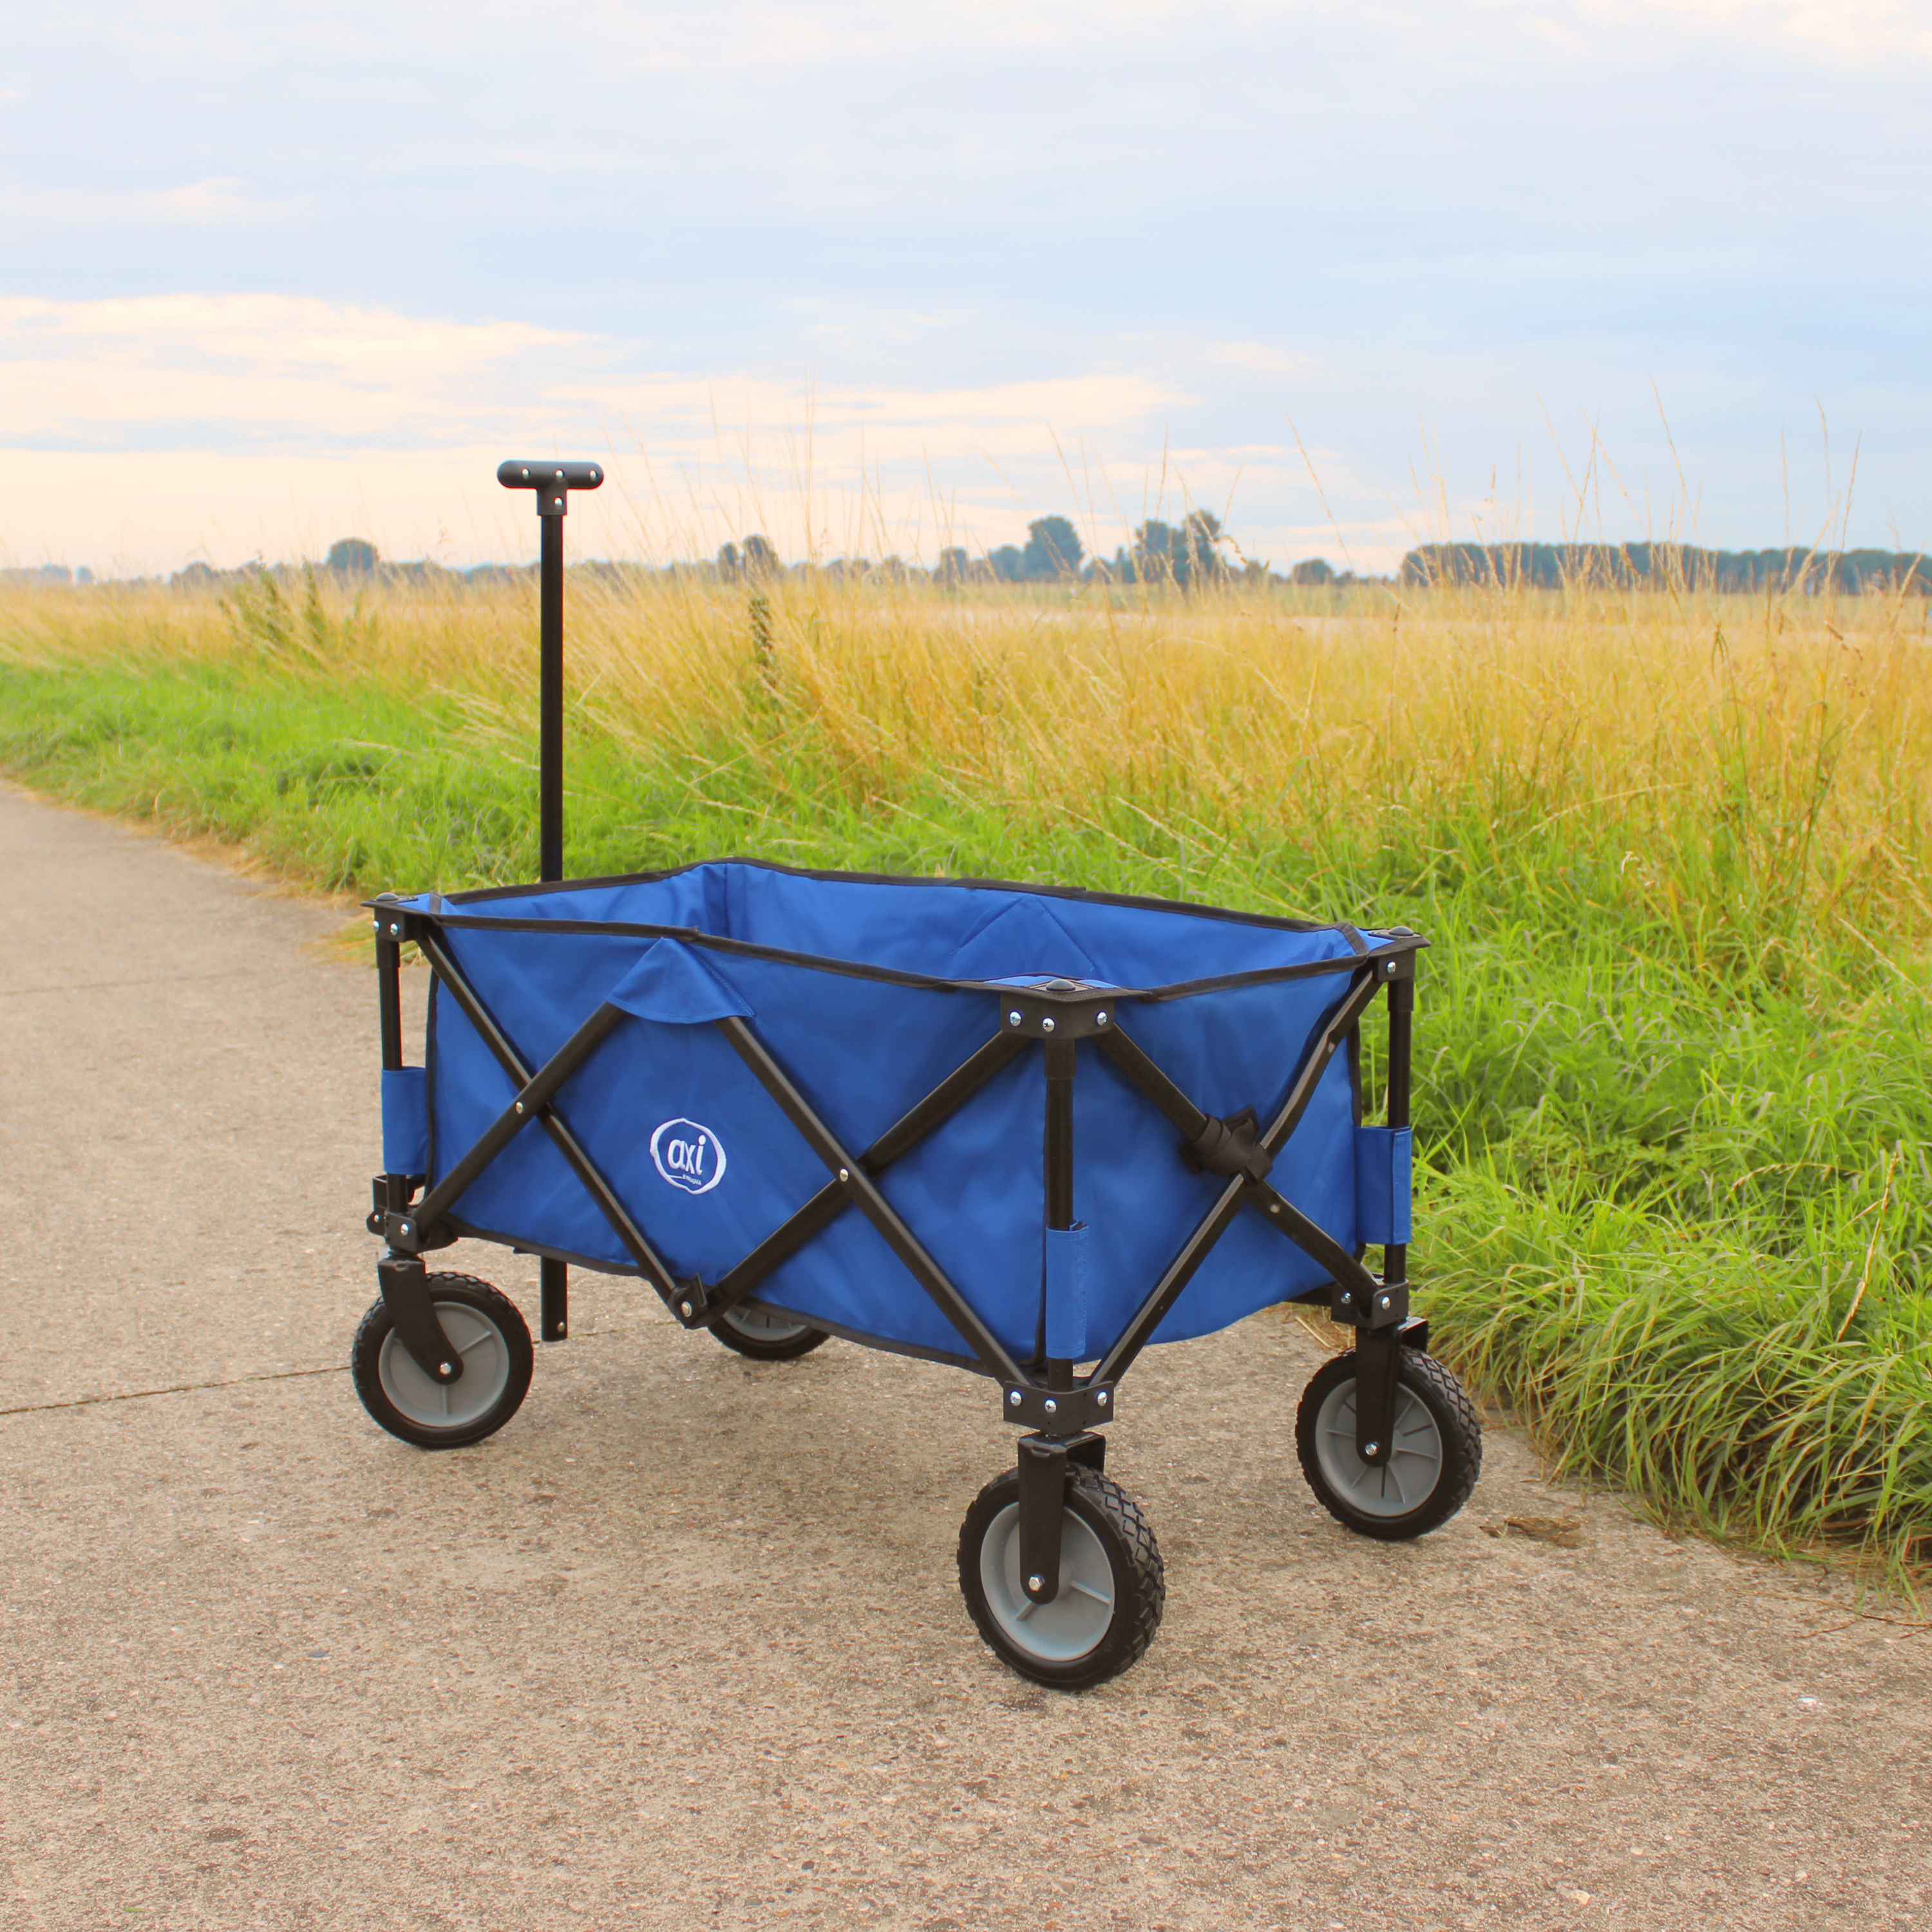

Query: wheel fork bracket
1350,1315,1430,1463
377,1251,464,1384
1016,1431,1105,1605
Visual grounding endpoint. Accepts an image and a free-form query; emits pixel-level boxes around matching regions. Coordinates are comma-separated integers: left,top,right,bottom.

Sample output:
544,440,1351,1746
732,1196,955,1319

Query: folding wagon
348,461,1482,1688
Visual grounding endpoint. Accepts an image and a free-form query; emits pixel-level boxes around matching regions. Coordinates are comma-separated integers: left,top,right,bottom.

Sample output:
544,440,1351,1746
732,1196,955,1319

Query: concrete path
1,782,1927,1932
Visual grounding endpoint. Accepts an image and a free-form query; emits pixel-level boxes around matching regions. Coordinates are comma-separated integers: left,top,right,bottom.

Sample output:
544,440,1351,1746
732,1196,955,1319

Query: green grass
3,630,1928,1584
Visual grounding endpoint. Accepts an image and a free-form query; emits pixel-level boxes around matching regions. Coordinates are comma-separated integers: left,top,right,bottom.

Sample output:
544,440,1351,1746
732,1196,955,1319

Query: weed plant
3,566,1928,1579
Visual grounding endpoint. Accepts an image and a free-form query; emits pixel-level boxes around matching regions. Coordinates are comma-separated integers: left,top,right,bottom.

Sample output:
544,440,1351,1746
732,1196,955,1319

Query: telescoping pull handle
497,459,604,515
497,457,606,1349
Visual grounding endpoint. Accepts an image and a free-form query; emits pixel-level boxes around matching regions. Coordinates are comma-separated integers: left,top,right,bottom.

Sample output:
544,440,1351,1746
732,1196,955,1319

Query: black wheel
708,1300,830,1362
350,1273,533,1450
1296,1347,1482,1539
957,1463,1165,1690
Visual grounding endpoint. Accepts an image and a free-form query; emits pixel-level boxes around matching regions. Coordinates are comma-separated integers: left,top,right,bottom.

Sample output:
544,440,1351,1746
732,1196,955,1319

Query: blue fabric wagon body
381,862,1414,1369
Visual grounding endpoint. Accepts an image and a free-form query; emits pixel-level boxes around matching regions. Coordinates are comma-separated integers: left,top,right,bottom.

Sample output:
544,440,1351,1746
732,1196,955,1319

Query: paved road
2,782,1928,1932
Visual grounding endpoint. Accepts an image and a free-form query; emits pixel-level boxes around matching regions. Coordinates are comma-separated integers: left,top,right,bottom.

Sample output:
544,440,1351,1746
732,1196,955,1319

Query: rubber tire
1296,1347,1482,1540
350,1273,534,1450
958,1463,1166,1690
707,1301,831,1362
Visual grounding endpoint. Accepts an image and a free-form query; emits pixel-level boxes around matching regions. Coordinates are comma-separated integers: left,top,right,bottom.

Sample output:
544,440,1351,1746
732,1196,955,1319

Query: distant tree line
1402,542,1931,595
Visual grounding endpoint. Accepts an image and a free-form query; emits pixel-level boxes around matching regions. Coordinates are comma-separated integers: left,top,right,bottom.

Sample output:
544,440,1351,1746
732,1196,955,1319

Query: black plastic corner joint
1180,1106,1274,1184
1333,1277,1410,1329
1002,1381,1115,1430
497,459,605,516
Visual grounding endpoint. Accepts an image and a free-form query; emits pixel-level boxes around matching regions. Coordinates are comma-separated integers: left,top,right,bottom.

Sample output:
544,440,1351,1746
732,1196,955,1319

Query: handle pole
495,458,605,886
538,511,565,883
497,458,605,1346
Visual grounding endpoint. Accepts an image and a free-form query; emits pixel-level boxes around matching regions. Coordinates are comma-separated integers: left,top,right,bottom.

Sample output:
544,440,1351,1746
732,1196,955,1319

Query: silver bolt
1386,961,1398,976
389,922,401,936
1041,1017,1056,1033
399,1223,411,1236
515,1101,525,1115
1340,1291,1352,1307
1095,1011,1108,1025
1044,1398,1058,1415
1008,1010,1022,1027
679,1300,692,1318
1027,1575,1044,1593
1269,1202,1280,1215
1364,1441,1381,1459
837,1167,849,1182
1009,1390,1021,1407
556,1324,566,1336
520,467,529,477
1097,1390,1109,1406
441,1363,453,1375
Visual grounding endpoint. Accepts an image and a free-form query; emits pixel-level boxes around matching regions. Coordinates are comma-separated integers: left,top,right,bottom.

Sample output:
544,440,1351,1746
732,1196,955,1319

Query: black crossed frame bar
369,904,1422,1430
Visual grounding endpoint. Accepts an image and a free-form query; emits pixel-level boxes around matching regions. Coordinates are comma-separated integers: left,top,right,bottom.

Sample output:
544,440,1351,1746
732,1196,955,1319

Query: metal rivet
1097,1390,1109,1406
1007,1010,1022,1027
1041,1017,1056,1033
679,1300,692,1318
1364,1441,1381,1459
520,467,529,477
1378,1293,1392,1309
1027,1575,1044,1593
1043,1398,1058,1415
556,1324,566,1336
1008,1390,1021,1407
1386,961,1398,976
399,1223,411,1236
441,1363,453,1375
389,922,401,936
837,1168,850,1182
515,1101,525,1115
1095,1011,1108,1025
1269,1202,1280,1215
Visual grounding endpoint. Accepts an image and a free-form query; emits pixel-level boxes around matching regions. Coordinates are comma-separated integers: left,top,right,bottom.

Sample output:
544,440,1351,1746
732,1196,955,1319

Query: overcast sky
3,1,1928,573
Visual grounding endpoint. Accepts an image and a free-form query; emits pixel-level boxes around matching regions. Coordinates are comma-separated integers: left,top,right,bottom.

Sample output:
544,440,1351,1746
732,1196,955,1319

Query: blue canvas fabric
381,1066,429,1176
401,862,1412,1363
1354,1125,1414,1246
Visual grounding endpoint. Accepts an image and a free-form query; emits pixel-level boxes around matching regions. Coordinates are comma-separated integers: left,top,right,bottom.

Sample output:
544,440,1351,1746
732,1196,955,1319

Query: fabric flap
607,939,754,1026
1354,1124,1413,1245
381,1066,430,1177
1044,1222,1092,1361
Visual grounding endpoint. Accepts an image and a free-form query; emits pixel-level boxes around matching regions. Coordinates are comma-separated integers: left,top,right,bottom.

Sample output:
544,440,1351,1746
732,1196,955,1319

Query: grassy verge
3,574,1929,1581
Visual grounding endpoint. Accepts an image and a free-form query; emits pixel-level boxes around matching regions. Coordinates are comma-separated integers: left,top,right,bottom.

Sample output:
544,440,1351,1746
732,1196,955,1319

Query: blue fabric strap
1044,1222,1091,1361
381,1066,430,1175
607,938,753,1025
1354,1125,1413,1245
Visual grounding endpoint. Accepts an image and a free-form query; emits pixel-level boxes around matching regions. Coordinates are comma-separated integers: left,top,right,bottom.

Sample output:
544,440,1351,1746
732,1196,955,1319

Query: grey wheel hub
978,1502,1116,1663
1312,1376,1444,1517
378,1301,513,1430
719,1303,816,1344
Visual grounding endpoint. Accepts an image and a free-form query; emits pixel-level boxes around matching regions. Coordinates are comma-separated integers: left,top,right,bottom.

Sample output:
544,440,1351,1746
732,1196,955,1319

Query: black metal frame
364,459,1427,1603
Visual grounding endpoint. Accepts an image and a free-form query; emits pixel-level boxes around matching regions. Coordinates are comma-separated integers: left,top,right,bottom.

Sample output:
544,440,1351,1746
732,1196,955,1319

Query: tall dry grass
12,566,1928,964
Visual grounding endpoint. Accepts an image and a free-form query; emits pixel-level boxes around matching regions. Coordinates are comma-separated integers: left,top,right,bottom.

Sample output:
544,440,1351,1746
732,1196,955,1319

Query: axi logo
649,1118,728,1195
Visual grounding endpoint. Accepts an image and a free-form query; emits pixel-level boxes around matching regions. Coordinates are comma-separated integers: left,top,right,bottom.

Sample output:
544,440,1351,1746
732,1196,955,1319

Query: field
3,565,1929,1580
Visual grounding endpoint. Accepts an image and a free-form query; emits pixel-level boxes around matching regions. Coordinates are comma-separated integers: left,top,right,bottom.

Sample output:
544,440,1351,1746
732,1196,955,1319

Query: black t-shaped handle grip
497,459,604,516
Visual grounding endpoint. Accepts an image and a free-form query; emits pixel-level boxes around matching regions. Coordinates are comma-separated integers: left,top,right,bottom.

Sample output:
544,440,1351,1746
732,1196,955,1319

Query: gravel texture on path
2,782,1927,1932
